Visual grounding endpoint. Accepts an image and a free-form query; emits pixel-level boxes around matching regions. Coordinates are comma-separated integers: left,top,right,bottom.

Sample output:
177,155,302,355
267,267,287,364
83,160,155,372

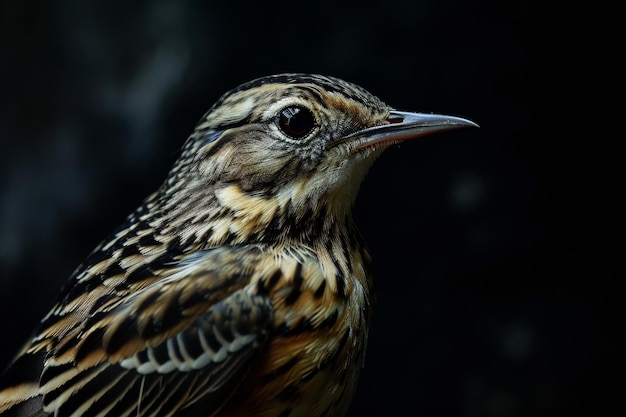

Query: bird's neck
149,179,359,253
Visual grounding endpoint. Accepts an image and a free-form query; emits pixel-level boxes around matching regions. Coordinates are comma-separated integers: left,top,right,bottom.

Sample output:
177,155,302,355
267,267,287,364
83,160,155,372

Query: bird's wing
0,245,274,417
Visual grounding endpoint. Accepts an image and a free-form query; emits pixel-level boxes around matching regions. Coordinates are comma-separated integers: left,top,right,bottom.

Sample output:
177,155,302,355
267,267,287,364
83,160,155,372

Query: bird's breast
224,246,373,416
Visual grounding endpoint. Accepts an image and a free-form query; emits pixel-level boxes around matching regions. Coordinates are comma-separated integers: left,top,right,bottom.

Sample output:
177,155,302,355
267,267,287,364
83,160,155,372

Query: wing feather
0,245,275,417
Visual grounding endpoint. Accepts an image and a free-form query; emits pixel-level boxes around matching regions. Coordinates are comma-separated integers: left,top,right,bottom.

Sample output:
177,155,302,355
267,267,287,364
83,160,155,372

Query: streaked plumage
0,74,476,416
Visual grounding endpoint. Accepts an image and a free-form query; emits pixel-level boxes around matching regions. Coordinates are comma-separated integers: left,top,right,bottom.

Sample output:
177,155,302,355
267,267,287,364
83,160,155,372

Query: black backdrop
0,1,619,416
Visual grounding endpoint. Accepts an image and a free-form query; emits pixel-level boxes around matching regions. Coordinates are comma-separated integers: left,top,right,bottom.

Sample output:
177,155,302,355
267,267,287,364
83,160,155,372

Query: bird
0,73,476,417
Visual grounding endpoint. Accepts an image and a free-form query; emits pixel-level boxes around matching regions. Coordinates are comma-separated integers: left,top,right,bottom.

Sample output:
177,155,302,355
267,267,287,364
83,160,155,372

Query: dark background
0,1,619,416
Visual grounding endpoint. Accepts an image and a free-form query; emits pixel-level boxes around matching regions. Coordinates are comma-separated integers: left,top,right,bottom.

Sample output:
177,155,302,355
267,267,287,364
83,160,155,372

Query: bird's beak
330,110,478,151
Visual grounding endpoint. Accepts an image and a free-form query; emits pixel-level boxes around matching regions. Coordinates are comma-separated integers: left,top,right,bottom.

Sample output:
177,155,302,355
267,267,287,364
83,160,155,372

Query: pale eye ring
277,105,316,139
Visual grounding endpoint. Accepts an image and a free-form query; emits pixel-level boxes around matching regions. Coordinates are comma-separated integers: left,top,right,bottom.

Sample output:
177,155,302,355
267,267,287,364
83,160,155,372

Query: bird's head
155,74,476,245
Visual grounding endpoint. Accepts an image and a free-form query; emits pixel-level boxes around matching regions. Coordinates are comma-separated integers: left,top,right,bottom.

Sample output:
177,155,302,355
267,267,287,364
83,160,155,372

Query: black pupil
278,106,315,139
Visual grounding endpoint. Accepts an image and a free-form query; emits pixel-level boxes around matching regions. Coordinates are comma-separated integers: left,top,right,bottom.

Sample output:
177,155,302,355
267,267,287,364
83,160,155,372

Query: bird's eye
277,106,316,139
